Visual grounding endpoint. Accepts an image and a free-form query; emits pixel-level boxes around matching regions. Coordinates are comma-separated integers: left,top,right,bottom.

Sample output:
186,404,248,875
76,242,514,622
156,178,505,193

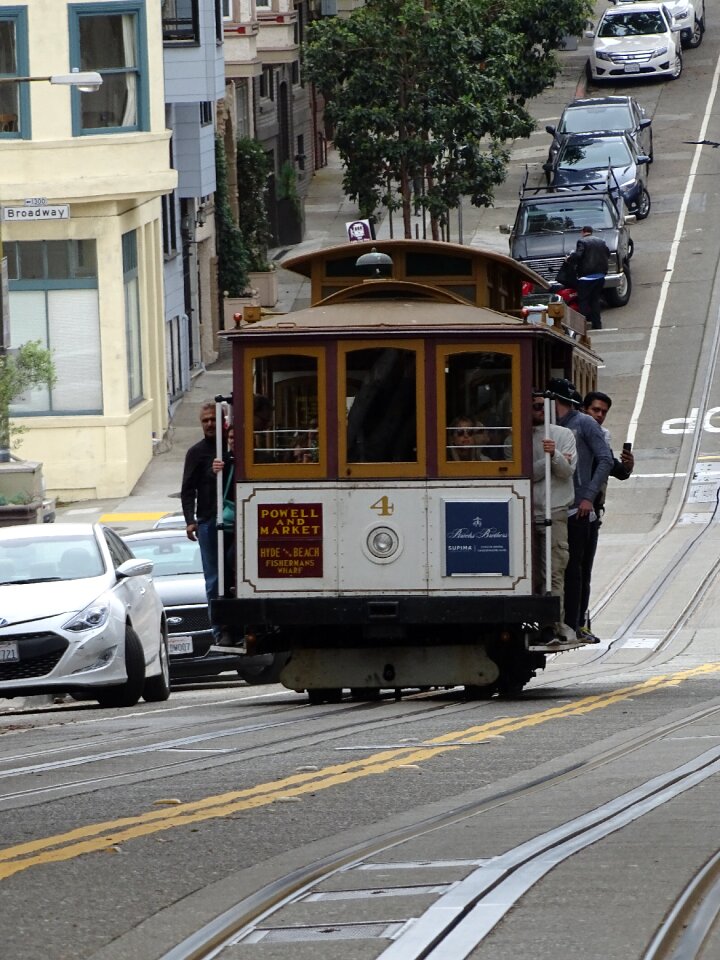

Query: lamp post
0,69,103,463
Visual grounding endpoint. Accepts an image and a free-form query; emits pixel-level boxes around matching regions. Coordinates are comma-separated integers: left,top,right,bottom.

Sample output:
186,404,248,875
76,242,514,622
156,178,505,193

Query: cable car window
445,351,513,463
252,354,319,464
345,347,417,463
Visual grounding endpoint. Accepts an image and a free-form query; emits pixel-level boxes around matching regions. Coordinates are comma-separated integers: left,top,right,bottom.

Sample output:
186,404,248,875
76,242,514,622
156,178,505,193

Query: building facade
162,1,226,406
3,0,176,500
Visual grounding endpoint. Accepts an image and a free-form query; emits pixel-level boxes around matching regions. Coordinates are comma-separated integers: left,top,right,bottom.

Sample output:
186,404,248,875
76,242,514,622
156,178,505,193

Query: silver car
0,523,170,708
124,529,287,684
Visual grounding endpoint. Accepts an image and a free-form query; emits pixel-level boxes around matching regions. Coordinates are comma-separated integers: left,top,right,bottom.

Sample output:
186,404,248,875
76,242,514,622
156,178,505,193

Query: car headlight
653,45,668,56
595,49,613,61
64,603,111,632
674,9,689,20
622,179,637,190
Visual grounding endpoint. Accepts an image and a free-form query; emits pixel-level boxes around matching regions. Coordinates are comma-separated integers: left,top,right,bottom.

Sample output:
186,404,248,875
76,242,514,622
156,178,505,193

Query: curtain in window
121,14,137,127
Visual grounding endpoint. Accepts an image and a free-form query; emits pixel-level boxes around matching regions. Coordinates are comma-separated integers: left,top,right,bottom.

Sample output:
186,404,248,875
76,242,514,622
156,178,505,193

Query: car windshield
558,139,633,169
127,536,204,577
0,534,104,584
560,105,634,134
598,11,667,35
519,199,615,234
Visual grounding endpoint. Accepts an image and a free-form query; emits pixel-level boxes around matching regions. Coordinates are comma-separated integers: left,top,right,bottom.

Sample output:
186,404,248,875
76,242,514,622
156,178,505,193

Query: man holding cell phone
580,391,635,643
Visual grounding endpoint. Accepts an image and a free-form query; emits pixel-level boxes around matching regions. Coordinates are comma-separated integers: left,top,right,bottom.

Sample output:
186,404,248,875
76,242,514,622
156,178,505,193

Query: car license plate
168,636,193,656
0,641,19,662
624,64,640,73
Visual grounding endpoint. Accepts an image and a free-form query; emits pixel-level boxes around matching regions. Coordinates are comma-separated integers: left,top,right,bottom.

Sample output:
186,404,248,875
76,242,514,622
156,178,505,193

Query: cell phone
623,442,632,452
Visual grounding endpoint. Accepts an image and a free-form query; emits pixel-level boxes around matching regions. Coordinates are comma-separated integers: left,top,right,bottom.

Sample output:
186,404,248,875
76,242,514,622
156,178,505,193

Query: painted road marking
0,663,719,880
98,512,169,522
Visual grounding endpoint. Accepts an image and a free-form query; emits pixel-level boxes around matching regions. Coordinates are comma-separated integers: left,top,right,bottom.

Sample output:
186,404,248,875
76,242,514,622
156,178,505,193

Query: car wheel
143,629,171,702
604,264,632,308
636,188,651,221
237,651,290,685
684,17,703,48
95,625,146,708
670,51,683,79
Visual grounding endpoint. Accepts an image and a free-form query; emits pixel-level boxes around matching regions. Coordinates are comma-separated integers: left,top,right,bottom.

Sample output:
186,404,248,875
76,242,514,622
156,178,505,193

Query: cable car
213,240,600,702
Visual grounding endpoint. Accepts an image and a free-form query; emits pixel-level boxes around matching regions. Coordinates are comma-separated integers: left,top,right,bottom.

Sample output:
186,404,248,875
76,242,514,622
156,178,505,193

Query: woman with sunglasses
447,416,490,462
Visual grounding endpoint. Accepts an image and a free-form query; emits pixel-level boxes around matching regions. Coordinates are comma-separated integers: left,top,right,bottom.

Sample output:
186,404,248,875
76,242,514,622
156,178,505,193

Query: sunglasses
455,429,475,437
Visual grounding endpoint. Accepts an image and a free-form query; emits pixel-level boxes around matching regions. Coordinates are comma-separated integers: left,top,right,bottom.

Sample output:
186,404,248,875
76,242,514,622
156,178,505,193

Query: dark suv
508,182,634,308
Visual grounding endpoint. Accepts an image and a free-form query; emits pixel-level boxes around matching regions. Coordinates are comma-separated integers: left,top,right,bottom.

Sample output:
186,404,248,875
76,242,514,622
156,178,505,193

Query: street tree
304,0,591,238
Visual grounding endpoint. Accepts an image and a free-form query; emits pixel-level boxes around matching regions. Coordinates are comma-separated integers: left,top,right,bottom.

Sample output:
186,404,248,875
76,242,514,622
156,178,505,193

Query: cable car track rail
157,702,720,960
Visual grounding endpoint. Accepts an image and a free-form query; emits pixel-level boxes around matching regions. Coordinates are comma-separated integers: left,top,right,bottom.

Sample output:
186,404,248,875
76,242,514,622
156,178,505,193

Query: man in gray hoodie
532,390,577,643
547,378,613,642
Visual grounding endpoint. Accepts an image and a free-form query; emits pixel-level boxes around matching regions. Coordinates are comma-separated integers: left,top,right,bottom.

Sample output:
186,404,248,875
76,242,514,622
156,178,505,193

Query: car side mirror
117,558,154,579
671,23,683,30
498,223,512,234
584,28,595,38
624,214,637,224
639,118,652,129
545,124,556,136
636,155,650,165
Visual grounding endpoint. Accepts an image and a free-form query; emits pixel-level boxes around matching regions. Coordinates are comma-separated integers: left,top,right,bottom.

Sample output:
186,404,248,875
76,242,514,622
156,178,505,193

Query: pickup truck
507,181,635,308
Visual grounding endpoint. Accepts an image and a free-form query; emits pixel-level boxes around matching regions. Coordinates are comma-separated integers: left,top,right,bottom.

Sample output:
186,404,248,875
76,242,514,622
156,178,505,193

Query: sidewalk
59,43,588,531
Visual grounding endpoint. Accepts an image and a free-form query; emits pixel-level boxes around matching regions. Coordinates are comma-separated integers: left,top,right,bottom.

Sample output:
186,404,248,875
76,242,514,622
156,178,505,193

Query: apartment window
200,100,213,125
221,0,232,18
7,240,102,415
123,231,144,406
291,60,299,86
70,3,148,133
162,0,198,43
259,66,274,101
0,7,29,139
162,194,179,257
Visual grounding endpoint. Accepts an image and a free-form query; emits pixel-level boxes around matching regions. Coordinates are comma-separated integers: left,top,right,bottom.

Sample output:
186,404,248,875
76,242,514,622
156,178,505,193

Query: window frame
162,0,199,44
243,346,327,481
69,1,149,135
0,6,30,140
339,339,426,479
122,229,144,408
437,343,521,478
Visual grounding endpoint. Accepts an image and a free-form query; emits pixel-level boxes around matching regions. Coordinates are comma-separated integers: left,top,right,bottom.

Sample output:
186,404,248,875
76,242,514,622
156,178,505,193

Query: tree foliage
215,134,251,296
304,0,591,237
1,341,56,452
236,137,273,272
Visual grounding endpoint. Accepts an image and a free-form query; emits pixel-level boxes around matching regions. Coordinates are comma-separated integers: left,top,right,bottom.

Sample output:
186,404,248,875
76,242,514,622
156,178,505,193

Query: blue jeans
197,520,220,635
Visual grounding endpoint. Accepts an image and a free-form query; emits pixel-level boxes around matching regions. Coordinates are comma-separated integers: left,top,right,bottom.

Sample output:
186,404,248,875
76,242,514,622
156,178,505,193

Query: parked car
544,131,652,220
544,96,653,175
508,181,635,307
0,523,170,707
124,529,287,684
610,0,703,48
586,4,683,83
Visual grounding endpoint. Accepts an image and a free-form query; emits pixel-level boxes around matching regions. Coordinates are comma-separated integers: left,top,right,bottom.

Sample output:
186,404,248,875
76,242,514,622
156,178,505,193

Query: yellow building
2,0,176,500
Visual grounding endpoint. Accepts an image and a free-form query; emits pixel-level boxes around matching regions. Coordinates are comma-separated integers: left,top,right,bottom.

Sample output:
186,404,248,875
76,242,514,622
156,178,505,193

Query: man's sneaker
578,626,601,644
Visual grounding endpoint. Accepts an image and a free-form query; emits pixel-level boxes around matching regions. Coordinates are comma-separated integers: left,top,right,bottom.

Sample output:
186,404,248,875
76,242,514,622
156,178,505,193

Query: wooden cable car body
213,240,600,700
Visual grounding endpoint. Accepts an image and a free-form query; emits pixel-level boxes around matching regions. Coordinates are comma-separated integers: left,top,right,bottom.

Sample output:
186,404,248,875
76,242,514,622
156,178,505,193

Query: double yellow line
2,663,718,880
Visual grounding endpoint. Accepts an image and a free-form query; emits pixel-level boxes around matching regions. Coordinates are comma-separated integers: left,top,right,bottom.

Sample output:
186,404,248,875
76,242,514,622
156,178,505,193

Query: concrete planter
0,499,44,526
248,270,278,307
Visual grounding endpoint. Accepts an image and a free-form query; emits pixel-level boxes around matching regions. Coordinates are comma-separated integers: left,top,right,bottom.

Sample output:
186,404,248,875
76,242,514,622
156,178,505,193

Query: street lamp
0,71,103,93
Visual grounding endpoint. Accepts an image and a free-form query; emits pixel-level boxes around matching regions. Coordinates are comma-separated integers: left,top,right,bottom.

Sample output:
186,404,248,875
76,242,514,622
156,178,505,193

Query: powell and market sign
1,198,70,221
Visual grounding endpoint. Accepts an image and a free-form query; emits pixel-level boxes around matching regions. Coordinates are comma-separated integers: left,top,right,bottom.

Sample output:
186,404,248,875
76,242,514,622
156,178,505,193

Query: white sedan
586,4,683,82
0,523,170,708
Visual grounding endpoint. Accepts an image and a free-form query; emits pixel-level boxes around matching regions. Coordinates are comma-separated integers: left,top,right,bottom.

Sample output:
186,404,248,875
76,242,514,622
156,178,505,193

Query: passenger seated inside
447,416,491,462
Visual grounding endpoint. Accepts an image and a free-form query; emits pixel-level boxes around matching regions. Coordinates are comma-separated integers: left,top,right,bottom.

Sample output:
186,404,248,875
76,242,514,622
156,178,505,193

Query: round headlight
366,526,399,559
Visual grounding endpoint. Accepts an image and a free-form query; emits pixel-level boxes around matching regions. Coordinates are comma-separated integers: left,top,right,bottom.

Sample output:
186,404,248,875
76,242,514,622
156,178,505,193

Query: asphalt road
5,25,720,960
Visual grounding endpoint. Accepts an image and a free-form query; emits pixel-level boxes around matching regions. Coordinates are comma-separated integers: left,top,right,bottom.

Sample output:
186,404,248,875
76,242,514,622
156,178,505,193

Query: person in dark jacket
181,401,222,616
579,390,635,642
567,225,610,330
547,378,613,641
